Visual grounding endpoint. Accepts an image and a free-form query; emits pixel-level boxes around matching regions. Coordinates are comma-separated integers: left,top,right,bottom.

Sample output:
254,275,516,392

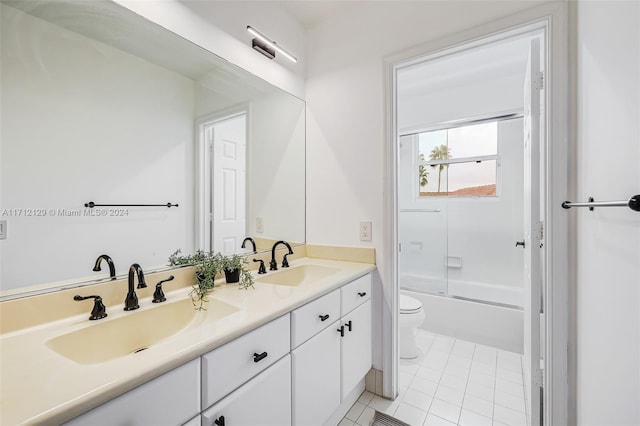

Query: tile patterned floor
340,330,528,426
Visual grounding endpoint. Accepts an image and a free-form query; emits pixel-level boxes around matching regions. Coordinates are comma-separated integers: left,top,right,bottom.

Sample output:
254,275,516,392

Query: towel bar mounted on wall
561,194,640,212
84,202,179,208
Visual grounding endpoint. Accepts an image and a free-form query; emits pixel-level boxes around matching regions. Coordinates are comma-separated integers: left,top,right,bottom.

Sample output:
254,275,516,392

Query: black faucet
269,241,293,271
253,258,267,274
125,263,146,311
93,254,116,280
152,275,174,303
74,295,107,320
242,237,257,253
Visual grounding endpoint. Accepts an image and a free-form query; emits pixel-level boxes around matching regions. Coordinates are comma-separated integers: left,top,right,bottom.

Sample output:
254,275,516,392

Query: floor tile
394,402,427,425
468,371,496,388
452,340,476,359
399,371,415,389
466,382,495,402
439,372,468,391
416,366,443,383
401,387,433,411
493,404,527,426
423,413,457,425
495,378,524,398
399,360,421,375
358,391,375,405
497,351,522,373
497,368,524,385
356,406,376,426
338,418,355,426
368,395,400,415
443,364,470,379
434,384,465,406
447,354,472,370
429,398,461,424
345,401,366,422
462,393,494,418
471,361,497,376
410,376,439,396
459,409,493,426
431,336,455,354
494,390,526,413
473,345,498,365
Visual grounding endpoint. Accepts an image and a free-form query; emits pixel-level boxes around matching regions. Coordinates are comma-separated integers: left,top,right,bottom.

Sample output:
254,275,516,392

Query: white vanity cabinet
64,358,201,426
201,355,292,426
201,314,290,409
340,300,372,398
291,274,372,425
291,290,342,425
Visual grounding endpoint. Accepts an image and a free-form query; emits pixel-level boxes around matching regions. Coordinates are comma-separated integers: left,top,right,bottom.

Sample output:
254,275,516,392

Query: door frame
195,105,250,252
382,3,570,425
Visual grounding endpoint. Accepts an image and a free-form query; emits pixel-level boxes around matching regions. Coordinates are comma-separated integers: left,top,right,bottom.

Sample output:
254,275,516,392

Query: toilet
399,295,425,359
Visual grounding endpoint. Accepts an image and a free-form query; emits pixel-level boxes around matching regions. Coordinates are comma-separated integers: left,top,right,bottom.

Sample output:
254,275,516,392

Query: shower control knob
515,241,525,248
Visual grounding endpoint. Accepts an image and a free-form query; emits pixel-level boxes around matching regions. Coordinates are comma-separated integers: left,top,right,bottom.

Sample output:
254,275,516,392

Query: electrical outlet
360,221,372,242
0,220,6,240
256,217,264,233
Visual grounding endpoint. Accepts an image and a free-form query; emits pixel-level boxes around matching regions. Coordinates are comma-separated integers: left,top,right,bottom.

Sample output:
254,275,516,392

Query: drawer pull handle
253,352,268,363
346,320,352,332
337,325,345,337
215,416,225,426
319,314,330,321
358,292,367,297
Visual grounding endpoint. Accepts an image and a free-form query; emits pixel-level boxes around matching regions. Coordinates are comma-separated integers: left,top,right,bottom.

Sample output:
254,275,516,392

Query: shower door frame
382,3,570,426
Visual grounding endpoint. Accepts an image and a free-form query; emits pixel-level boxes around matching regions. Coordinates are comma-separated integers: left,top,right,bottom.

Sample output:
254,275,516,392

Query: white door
523,38,543,426
210,115,246,254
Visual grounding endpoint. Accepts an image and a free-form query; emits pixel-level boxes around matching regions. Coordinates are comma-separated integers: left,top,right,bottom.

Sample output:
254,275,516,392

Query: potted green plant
220,253,255,290
168,249,222,310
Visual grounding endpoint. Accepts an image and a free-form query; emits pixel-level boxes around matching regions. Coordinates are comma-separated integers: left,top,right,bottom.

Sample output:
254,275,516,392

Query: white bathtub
401,277,524,353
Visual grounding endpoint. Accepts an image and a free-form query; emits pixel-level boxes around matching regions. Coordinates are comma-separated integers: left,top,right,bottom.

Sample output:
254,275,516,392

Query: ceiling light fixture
247,26,297,63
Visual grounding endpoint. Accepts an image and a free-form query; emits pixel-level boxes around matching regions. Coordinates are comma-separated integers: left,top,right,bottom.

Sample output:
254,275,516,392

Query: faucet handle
152,276,174,303
253,259,267,274
74,295,108,320
282,253,290,268
269,258,278,271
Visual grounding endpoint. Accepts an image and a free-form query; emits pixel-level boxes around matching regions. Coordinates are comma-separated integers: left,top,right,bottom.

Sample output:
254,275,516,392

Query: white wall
575,1,640,424
305,0,548,371
0,5,195,289
114,0,305,99
248,92,306,243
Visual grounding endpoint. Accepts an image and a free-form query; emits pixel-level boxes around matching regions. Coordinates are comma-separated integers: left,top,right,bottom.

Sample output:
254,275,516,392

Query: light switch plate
359,221,372,242
256,217,264,233
0,220,6,240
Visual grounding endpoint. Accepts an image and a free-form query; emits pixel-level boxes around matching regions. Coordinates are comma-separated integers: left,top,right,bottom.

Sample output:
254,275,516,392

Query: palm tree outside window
416,121,498,197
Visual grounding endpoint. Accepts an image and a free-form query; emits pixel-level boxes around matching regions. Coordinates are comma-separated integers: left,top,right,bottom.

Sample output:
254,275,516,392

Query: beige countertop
0,256,375,425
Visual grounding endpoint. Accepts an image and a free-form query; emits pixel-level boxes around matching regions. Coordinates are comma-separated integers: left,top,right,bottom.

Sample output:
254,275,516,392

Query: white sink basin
47,298,238,364
256,264,340,287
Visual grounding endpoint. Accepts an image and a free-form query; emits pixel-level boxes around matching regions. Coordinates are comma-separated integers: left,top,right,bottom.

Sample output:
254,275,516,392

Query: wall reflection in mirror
0,1,305,293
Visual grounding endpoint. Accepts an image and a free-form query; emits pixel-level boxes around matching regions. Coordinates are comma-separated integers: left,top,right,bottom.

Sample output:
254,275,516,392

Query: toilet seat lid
400,295,422,313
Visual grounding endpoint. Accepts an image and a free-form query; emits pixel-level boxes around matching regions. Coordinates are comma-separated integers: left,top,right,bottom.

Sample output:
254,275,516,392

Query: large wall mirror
0,0,306,294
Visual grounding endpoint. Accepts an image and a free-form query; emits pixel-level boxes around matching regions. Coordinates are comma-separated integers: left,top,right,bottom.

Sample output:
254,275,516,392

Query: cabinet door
291,321,341,425
64,358,200,426
341,300,372,398
201,355,291,426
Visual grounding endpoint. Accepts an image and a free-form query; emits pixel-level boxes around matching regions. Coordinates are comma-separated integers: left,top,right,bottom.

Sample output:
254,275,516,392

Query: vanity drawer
201,314,290,409
291,289,340,349
341,274,371,315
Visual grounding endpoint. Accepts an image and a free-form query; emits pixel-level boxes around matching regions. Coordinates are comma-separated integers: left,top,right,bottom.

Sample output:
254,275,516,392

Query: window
417,121,498,197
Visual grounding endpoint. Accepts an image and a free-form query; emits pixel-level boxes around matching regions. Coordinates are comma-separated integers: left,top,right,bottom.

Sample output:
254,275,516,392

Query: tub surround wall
399,119,525,298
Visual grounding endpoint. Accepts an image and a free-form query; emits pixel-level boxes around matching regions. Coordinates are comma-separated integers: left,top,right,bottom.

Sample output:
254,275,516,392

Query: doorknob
515,241,525,248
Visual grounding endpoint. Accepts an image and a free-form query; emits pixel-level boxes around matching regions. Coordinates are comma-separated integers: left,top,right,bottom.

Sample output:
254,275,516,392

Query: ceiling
275,1,354,29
